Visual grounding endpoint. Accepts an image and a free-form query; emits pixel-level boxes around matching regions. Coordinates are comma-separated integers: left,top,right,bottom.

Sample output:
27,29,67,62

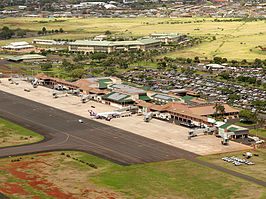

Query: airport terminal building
36,74,240,128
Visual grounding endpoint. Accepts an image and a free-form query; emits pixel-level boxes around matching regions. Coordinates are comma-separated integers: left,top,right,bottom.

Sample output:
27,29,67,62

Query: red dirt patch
35,153,54,157
0,182,29,195
0,153,126,199
0,160,77,198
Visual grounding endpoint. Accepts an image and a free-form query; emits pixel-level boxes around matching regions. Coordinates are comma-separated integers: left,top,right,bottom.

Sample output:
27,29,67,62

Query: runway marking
45,134,70,148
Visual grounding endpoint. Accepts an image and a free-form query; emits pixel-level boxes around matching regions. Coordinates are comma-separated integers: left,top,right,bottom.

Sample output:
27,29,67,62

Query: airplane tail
88,110,96,116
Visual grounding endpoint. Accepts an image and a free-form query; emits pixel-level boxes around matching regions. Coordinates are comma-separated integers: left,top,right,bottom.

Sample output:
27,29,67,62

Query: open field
0,152,126,199
0,17,265,60
0,78,251,155
0,151,265,199
0,118,43,148
198,148,266,182
159,33,266,61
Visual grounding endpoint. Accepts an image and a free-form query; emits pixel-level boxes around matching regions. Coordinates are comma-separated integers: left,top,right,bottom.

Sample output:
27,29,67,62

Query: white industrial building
1,42,34,51
32,39,67,46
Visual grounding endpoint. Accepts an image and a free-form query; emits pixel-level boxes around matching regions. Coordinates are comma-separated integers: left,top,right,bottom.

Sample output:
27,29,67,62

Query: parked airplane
88,110,97,116
89,110,121,121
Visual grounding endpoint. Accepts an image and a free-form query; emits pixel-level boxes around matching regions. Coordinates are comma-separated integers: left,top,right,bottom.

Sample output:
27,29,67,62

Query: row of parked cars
222,156,255,166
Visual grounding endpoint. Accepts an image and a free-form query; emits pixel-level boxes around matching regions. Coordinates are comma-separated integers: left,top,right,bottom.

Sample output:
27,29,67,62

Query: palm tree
218,105,225,115
213,103,225,119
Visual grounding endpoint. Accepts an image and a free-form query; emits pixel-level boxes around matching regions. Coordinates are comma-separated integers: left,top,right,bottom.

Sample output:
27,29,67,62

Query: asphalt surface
0,90,197,165
0,90,265,189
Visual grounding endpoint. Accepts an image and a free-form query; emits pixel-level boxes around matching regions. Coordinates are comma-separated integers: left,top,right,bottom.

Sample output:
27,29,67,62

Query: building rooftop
33,39,55,42
151,94,180,102
181,95,195,103
219,123,248,132
189,103,239,116
102,91,133,103
8,42,30,46
219,123,231,129
150,33,181,37
70,40,112,46
139,94,150,101
69,38,160,47
7,54,46,61
2,41,34,49
110,84,144,94
98,79,112,89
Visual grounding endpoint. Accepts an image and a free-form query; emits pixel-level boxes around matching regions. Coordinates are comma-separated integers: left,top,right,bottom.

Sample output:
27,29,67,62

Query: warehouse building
7,54,47,62
32,39,67,45
149,33,185,44
68,39,161,53
1,42,34,51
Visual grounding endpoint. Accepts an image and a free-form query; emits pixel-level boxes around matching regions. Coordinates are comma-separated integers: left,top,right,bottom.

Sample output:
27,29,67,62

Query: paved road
0,90,265,188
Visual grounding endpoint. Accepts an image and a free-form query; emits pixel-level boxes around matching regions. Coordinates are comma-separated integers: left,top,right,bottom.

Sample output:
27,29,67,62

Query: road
0,90,265,188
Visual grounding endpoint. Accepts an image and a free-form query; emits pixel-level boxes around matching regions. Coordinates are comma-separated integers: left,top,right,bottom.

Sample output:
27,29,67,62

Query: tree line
37,27,64,35
0,26,27,39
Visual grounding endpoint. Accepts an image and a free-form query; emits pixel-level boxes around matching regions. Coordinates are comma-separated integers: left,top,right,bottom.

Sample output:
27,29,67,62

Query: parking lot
0,78,251,155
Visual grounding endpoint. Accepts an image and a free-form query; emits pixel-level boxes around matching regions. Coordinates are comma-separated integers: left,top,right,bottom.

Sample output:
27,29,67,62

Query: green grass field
0,17,265,61
130,61,158,68
236,121,257,126
0,118,44,147
249,128,266,138
0,151,265,199
198,149,266,182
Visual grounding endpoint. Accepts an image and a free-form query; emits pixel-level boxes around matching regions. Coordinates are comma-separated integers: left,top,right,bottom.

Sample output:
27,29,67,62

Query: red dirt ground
0,153,125,199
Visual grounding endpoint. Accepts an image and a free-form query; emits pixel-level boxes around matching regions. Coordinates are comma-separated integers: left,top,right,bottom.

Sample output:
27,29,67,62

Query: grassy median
0,118,44,148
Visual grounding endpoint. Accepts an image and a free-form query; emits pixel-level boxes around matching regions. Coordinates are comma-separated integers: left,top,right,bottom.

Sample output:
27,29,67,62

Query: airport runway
0,90,265,187
0,90,197,165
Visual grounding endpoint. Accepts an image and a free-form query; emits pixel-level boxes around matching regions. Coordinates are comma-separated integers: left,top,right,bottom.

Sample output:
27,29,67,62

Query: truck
221,132,229,145
144,112,158,122
188,127,216,138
